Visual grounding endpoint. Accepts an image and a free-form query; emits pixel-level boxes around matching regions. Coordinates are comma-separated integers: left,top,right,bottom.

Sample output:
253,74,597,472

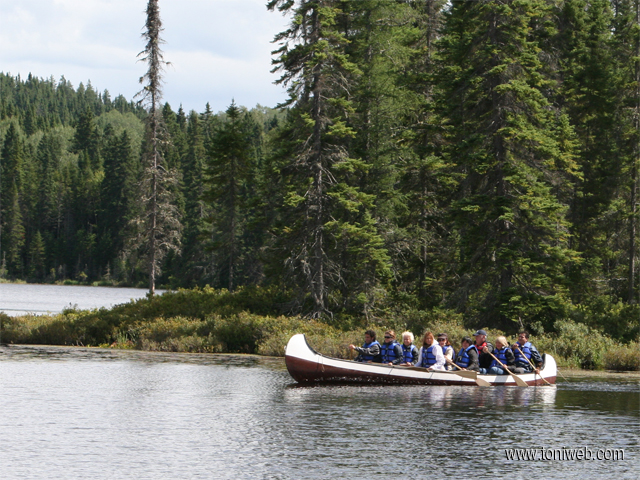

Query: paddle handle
514,345,551,386
446,358,467,371
487,351,517,376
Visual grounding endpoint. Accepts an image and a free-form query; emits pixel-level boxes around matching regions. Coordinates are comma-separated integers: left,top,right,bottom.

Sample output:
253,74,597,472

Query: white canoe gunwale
284,334,557,386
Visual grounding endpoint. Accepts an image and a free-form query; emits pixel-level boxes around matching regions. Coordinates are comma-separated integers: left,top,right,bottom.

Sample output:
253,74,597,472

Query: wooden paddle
513,345,552,386
406,364,474,377
445,359,491,387
486,351,528,387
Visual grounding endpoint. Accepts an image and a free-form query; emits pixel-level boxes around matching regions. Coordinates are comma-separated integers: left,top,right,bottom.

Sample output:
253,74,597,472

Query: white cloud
0,0,290,112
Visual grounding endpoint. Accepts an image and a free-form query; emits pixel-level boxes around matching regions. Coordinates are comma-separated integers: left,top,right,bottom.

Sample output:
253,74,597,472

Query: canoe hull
285,334,556,386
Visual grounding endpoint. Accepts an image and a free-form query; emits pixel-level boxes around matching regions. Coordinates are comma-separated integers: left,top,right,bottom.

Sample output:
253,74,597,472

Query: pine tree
268,0,390,318
203,101,252,291
133,0,182,294
437,0,581,329
176,110,209,287
100,127,137,271
28,230,46,280
4,181,25,276
611,0,640,303
558,0,623,301
72,107,101,169
386,0,455,308
0,123,25,272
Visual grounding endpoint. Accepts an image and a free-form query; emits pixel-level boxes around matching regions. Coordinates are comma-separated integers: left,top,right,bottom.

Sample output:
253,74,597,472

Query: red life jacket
475,341,487,353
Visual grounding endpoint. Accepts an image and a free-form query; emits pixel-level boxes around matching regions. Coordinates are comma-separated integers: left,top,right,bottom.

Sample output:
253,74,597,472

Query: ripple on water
0,346,637,480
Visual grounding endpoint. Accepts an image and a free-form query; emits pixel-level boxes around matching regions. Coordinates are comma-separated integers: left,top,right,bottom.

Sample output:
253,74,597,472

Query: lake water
0,283,161,316
0,345,637,480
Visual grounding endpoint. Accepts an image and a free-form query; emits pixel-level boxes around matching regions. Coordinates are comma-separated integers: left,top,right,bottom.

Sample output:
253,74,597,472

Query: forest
0,0,638,341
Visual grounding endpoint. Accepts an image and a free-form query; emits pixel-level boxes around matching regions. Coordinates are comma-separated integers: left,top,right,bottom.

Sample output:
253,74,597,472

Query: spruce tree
28,230,46,280
176,110,209,287
558,0,623,301
100,127,136,273
203,101,252,291
268,0,391,318
437,0,580,329
391,0,455,308
4,181,25,276
611,0,640,303
0,123,25,274
133,0,182,294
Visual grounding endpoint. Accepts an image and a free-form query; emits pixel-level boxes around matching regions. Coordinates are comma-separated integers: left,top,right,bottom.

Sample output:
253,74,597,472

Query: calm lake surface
0,345,637,480
0,283,162,316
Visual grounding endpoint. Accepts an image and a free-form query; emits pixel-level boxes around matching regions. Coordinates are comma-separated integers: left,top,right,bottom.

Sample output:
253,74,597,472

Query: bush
2,288,637,371
570,297,640,342
604,343,640,371
535,319,615,369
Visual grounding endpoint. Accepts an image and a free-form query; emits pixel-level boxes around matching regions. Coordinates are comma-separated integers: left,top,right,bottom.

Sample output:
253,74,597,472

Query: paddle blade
512,375,529,387
475,377,491,387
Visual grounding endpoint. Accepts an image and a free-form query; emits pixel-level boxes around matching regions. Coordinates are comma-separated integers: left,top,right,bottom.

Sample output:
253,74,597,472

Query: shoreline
2,343,639,377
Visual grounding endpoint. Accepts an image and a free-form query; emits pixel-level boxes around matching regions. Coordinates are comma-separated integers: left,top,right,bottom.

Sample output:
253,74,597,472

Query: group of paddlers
348,329,543,375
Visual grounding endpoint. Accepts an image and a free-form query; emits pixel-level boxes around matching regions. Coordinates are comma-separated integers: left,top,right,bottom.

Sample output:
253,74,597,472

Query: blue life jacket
380,341,401,363
455,345,477,368
491,346,509,369
401,344,418,364
514,342,532,366
442,345,456,360
420,345,438,368
359,340,381,362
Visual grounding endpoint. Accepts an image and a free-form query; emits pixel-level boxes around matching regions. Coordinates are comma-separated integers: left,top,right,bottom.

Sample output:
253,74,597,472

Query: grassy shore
1,287,638,371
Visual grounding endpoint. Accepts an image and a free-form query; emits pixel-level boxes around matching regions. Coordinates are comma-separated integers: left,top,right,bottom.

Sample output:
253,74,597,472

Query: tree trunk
629,0,639,303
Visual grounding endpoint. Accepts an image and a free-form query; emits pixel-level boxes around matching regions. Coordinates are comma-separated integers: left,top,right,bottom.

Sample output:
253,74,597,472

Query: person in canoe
415,331,445,370
511,331,543,374
473,329,494,371
400,331,419,365
380,330,404,365
437,333,455,370
452,336,480,371
349,330,381,363
480,336,516,375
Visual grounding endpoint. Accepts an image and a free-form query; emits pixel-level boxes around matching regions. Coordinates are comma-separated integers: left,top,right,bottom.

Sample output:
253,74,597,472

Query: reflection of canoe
285,334,557,386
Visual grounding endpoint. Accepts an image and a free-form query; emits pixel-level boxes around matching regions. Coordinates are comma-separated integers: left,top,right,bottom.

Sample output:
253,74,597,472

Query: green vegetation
1,288,637,371
0,1,638,345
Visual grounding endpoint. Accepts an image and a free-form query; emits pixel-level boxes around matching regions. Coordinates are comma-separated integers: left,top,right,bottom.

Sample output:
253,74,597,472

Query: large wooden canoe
285,334,556,386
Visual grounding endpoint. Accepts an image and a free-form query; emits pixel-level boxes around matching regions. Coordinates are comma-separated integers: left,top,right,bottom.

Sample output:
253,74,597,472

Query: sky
0,0,291,114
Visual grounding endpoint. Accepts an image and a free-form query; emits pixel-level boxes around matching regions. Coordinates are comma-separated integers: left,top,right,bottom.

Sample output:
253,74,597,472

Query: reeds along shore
1,288,638,372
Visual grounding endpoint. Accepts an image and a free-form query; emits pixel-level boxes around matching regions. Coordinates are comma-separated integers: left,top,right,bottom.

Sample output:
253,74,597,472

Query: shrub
570,297,640,342
604,343,640,371
535,319,615,369
2,288,637,371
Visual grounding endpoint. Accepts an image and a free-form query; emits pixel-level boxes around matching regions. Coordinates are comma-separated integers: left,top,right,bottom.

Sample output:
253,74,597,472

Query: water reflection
0,346,637,480
0,283,164,316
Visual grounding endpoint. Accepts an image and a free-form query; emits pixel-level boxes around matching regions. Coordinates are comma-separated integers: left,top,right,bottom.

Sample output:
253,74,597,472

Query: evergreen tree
611,0,640,303
72,107,101,169
36,132,63,233
268,0,391,318
558,0,622,301
4,181,25,276
99,127,137,272
133,0,182,294
0,123,25,270
437,0,581,329
28,230,46,280
175,110,209,287
203,101,252,291
385,0,455,308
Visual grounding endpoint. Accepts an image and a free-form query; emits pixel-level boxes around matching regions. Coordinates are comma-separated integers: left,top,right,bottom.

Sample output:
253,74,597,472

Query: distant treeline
0,0,638,341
